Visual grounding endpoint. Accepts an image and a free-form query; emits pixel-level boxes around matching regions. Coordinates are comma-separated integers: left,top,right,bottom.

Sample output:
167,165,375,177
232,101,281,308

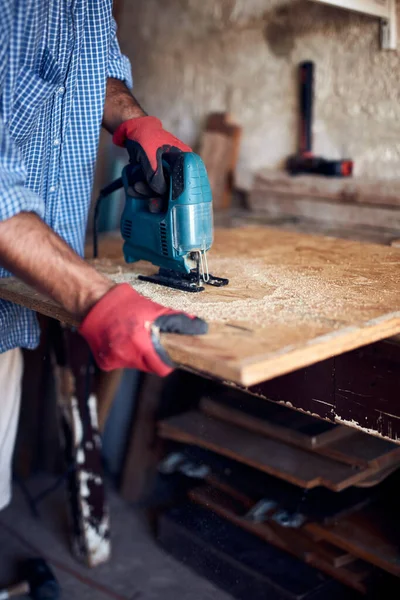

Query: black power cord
93,177,123,259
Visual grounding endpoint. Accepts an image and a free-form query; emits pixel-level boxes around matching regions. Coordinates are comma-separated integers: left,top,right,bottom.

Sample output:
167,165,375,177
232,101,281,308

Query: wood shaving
109,256,388,329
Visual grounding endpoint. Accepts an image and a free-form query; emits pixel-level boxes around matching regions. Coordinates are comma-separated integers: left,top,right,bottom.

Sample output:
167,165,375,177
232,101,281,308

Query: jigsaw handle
125,138,185,198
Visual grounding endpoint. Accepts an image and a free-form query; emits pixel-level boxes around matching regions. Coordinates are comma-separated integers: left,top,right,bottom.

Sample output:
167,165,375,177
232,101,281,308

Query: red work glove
113,116,192,195
79,284,208,377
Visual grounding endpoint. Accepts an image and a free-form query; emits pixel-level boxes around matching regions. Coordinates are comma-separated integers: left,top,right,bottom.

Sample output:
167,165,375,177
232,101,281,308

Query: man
0,1,207,511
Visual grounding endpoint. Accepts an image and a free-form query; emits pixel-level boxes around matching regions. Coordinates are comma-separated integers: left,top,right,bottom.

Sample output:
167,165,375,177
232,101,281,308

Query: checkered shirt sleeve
107,17,133,89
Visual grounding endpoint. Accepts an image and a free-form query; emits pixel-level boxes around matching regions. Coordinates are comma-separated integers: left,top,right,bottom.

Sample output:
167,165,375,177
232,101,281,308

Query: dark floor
0,475,232,600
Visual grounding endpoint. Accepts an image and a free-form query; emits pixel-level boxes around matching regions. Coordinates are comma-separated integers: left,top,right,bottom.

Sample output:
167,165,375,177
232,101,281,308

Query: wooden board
189,486,369,594
305,507,400,578
248,192,400,231
226,210,400,245
158,411,380,491
4,226,400,386
168,445,373,525
200,397,352,450
199,113,241,211
320,433,400,469
188,485,355,568
190,486,357,569
158,504,347,600
354,463,400,488
200,398,400,468
251,169,400,208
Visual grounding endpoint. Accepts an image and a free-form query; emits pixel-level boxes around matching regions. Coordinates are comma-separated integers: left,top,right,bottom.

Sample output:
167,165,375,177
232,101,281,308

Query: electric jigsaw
94,149,229,293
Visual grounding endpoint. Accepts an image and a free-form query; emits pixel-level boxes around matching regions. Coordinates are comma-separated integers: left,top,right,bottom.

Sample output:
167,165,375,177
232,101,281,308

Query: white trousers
0,348,23,511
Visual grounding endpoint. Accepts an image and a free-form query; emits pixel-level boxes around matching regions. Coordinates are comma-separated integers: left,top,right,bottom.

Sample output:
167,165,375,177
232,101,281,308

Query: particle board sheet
158,411,377,491
3,226,400,386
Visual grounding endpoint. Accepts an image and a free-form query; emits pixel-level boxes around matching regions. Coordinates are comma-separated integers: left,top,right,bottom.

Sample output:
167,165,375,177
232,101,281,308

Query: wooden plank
200,398,400,468
320,433,400,469
158,411,376,491
249,191,400,231
189,486,369,594
199,113,241,211
354,463,400,488
305,508,400,578
189,486,353,569
158,504,346,600
227,211,400,245
174,445,373,525
200,397,353,450
319,543,356,569
252,169,400,208
4,226,400,386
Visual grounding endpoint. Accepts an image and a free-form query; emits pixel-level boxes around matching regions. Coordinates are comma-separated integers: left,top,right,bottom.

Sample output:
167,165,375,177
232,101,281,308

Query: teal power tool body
94,151,229,293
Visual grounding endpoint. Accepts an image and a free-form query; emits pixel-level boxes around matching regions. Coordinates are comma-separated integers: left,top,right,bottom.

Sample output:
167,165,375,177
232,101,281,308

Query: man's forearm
102,78,146,134
0,212,114,319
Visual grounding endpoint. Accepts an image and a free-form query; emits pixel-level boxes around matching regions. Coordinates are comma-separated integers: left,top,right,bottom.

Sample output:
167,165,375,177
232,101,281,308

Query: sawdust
109,256,385,329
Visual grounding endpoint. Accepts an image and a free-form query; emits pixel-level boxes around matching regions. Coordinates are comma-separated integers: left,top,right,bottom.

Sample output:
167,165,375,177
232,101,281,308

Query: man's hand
79,284,207,377
113,116,192,195
102,78,191,195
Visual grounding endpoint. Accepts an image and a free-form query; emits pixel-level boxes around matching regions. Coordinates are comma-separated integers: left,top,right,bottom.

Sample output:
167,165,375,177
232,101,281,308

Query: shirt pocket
7,65,60,146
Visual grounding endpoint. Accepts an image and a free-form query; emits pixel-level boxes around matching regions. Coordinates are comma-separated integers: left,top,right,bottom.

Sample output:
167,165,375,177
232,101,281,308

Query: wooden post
52,322,110,567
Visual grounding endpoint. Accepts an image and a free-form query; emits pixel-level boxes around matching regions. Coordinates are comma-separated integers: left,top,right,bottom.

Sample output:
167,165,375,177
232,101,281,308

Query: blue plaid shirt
0,1,132,352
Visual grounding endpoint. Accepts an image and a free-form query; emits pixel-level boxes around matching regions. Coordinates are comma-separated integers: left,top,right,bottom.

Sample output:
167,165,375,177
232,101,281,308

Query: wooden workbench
2,226,400,388
9,222,400,573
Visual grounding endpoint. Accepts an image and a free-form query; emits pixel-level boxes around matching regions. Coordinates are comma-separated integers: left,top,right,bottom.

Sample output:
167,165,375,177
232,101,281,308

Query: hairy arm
0,212,114,319
102,78,146,134
0,80,145,321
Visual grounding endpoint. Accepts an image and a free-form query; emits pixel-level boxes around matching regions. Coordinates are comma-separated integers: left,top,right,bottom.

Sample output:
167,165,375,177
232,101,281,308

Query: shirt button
53,138,61,146
49,186,57,193
57,86,65,94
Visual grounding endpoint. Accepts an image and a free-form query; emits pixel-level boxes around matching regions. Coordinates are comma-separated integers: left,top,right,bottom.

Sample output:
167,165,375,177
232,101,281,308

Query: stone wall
118,0,400,188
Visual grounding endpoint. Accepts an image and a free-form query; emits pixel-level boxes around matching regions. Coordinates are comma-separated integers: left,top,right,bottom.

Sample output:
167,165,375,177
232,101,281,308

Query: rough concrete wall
118,0,400,188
